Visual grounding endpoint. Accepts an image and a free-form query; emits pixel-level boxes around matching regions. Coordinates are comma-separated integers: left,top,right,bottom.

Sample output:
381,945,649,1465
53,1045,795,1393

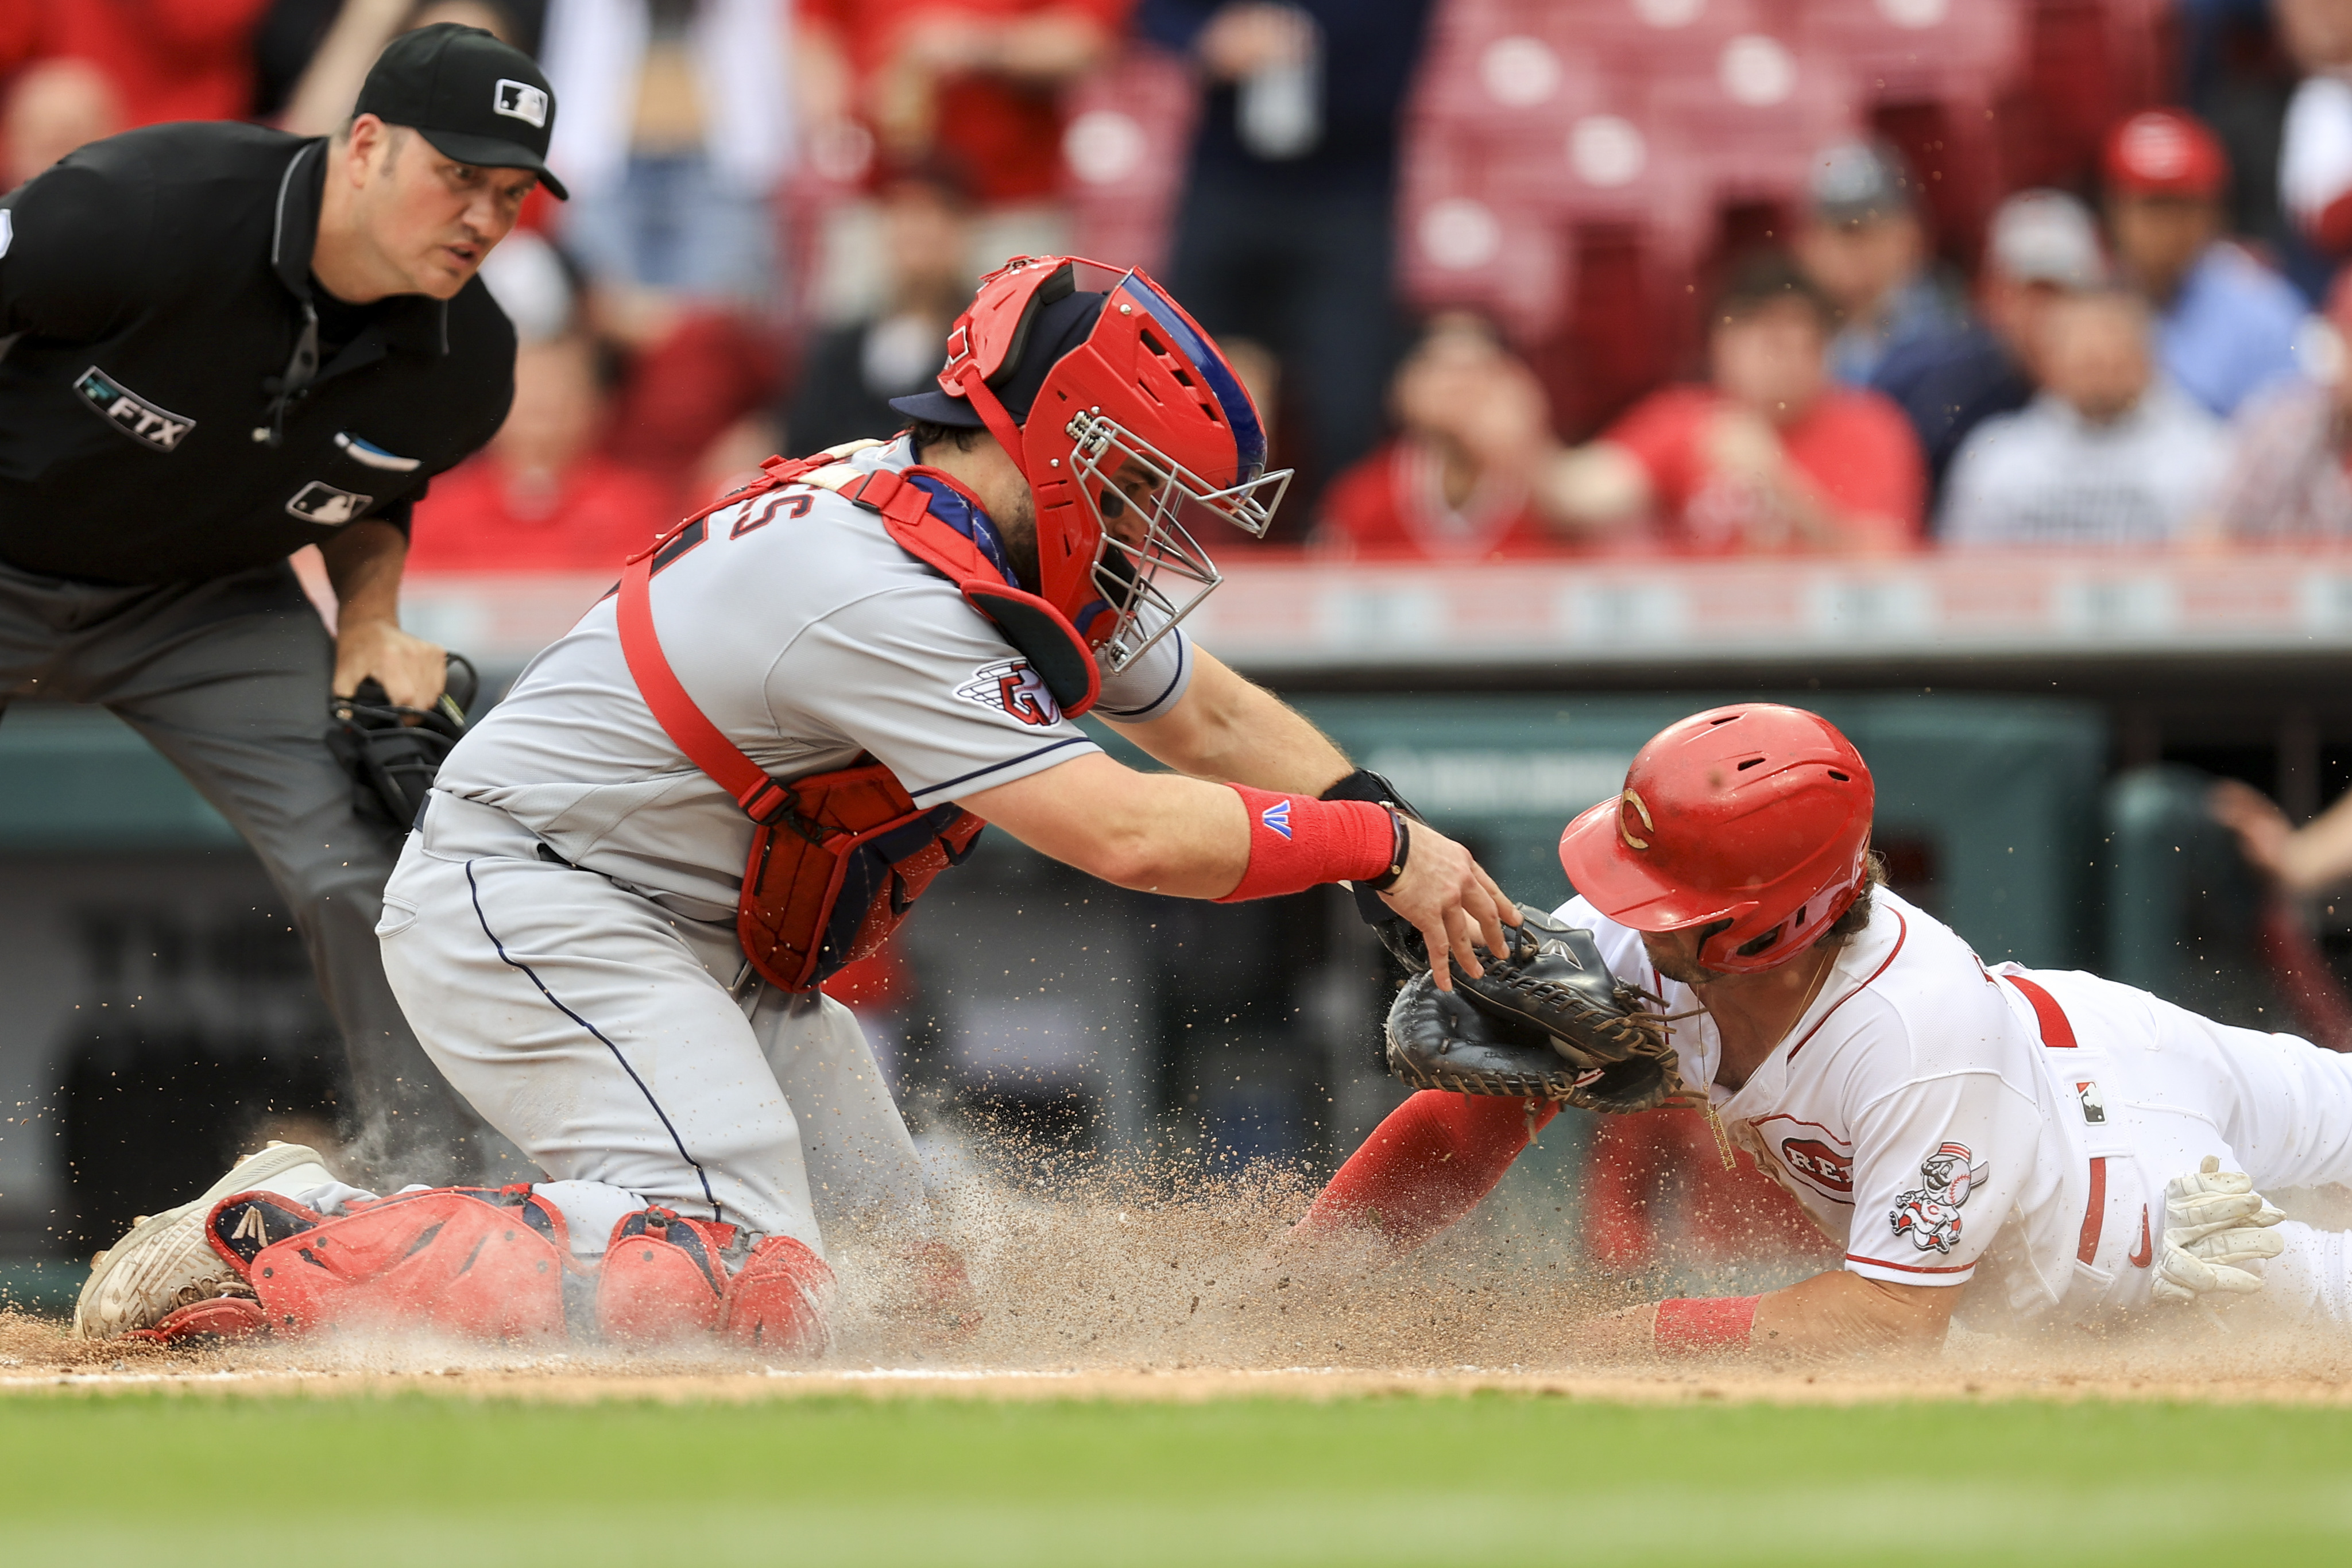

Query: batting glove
2152,1155,2288,1306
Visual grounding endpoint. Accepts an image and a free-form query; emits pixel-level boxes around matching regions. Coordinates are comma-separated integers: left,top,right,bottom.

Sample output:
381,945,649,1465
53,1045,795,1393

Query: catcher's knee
210,1186,569,1343
593,1207,834,1357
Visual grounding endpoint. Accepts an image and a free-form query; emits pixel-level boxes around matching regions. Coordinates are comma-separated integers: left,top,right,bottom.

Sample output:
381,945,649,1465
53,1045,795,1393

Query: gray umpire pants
0,553,490,1185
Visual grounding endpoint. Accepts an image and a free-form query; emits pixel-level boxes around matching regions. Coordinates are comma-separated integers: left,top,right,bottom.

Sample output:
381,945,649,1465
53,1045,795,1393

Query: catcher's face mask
935,257,1290,672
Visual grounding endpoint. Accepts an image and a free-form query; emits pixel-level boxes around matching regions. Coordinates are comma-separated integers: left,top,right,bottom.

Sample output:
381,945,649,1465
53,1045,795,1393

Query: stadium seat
1058,46,1201,274
1398,119,1571,340
1795,0,2026,106
1642,33,1862,207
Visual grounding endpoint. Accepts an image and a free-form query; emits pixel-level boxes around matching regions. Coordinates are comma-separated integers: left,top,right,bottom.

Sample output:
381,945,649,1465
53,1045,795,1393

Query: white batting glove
2151,1156,2287,1306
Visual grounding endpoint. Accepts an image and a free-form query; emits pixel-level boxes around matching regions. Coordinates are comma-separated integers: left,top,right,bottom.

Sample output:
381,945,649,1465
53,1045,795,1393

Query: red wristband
1217,785,1396,903
1653,1295,1760,1356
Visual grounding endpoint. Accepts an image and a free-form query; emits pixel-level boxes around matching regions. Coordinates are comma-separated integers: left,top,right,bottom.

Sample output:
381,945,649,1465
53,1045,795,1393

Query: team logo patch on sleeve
1889,1141,1988,1254
1260,798,1293,839
956,658,1060,727
75,366,196,452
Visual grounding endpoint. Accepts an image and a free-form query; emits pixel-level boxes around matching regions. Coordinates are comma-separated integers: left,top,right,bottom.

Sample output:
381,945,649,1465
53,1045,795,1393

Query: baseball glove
1380,905,1686,1113
324,653,478,831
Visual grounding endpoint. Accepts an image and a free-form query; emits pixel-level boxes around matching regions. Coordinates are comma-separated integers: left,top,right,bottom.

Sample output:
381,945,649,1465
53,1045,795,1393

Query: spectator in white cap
1939,289,2228,546
1871,188,2109,514
1795,138,1964,388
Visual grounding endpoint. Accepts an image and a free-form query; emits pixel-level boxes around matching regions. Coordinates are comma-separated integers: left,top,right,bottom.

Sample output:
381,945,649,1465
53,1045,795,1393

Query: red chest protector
616,448,1099,992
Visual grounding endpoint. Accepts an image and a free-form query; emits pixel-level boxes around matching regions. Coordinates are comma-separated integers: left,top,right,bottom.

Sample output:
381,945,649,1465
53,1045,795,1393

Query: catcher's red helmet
897,255,1290,672
1557,704,1875,974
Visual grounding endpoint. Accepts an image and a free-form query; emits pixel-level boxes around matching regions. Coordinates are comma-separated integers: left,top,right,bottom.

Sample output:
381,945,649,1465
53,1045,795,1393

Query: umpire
0,25,565,1182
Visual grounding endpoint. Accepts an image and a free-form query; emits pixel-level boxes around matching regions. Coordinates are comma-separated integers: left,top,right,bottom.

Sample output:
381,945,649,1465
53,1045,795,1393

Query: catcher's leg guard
719,1235,835,1357
595,1208,737,1345
214,1186,568,1342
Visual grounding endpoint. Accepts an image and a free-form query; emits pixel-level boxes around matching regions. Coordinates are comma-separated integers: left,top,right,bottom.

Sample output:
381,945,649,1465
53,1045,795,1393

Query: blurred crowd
11,0,2352,566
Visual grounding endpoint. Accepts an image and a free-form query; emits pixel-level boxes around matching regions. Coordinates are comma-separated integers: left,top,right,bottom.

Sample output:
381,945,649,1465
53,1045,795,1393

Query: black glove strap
1366,809,1409,892
1322,769,1420,923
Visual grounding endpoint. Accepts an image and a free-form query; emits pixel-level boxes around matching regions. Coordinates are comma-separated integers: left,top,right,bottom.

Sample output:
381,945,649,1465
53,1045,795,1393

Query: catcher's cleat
73,1141,337,1340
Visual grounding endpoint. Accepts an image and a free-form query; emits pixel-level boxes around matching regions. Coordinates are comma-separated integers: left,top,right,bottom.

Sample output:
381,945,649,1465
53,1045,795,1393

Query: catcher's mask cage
935,257,1291,674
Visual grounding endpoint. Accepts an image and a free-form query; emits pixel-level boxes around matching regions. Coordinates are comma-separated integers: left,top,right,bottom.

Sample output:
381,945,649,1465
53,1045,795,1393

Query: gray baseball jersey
436,436,1193,920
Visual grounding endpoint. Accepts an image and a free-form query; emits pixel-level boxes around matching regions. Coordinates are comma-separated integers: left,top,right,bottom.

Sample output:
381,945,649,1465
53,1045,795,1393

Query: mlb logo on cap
355,22,568,199
494,79,548,129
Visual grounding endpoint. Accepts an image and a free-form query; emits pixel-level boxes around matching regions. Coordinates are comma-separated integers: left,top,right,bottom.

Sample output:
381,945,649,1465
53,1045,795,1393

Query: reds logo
1780,1137,1853,1195
955,658,1060,727
1889,1141,1988,1255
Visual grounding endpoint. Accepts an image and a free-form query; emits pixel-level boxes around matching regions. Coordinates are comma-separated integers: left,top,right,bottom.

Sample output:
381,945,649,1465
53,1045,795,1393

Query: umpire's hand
335,615,448,710
323,519,447,710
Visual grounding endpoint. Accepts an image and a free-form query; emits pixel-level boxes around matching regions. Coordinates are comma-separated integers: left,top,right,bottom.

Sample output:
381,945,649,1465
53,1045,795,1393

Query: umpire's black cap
357,23,568,200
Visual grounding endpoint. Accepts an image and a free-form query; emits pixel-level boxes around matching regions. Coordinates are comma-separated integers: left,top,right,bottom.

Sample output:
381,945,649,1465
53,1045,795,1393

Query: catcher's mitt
324,653,478,831
1379,905,1688,1113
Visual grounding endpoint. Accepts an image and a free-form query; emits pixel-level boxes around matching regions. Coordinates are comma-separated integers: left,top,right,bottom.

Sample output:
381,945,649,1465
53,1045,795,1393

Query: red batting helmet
893,255,1290,672
1556,704,1874,974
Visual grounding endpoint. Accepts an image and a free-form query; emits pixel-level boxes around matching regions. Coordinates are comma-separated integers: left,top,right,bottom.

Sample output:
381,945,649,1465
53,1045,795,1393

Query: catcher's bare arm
1104,645,1348,792
963,752,1515,986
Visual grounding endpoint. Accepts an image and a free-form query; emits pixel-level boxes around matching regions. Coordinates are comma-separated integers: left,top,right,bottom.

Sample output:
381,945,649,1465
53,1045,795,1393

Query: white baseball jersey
1562,886,2352,1327
437,436,1194,920
1563,888,2090,1324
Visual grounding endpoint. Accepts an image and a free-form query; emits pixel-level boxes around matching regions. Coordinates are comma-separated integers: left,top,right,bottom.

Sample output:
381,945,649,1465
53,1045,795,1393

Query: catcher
1307,702,2352,1356
72,256,1518,1353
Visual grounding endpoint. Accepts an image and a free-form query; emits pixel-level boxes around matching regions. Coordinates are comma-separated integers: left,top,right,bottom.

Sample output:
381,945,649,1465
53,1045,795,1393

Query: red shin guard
596,1209,738,1345
1296,1091,1558,1247
719,1234,837,1357
215,1186,570,1343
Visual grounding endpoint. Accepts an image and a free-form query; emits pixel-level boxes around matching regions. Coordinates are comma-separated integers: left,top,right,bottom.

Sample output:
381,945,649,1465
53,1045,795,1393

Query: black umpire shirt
0,122,515,584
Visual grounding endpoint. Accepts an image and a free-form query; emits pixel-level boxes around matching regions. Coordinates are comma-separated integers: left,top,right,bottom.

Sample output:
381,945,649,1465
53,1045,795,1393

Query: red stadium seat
1547,0,1773,73
1796,0,2026,105
1398,119,1571,340
1642,33,1862,206
1058,46,1201,274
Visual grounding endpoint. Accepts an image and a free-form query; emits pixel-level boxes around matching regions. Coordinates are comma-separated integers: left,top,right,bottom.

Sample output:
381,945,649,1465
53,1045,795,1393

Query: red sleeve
137,0,272,49
1049,0,1138,27
1295,1091,1559,1248
1601,386,1713,520
1791,392,1927,544
2315,191,2352,257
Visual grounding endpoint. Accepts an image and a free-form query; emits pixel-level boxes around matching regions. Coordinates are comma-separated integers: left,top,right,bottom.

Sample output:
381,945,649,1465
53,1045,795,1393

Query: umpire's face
345,114,535,301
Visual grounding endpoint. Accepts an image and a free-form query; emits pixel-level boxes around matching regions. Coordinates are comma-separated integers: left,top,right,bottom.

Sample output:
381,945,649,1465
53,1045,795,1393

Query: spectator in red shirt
1,56,119,189
798,0,1124,233
1553,254,1927,553
26,0,273,130
1316,313,1623,560
407,330,678,572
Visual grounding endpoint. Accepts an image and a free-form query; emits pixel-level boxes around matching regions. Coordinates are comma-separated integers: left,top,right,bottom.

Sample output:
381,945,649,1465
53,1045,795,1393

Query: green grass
4,1391,2349,1565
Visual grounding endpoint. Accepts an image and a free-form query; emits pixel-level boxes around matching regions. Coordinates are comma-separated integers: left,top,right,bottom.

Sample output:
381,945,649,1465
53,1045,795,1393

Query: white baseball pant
372,791,927,1259
2024,968,2352,1322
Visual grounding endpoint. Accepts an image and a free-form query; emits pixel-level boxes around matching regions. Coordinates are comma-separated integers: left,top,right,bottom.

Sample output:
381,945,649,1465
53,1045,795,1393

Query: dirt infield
12,1152,2352,1407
